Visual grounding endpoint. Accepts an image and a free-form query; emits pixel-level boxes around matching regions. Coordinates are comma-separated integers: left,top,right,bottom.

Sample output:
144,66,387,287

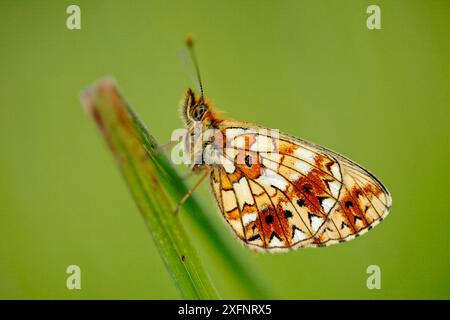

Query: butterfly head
180,88,224,170
181,88,219,127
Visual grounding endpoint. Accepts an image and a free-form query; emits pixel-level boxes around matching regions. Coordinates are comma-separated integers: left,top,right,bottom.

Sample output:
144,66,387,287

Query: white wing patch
233,177,255,210
295,160,313,175
321,198,335,213
220,155,236,174
242,212,258,226
328,180,341,198
292,228,307,242
294,147,316,163
250,135,276,152
329,162,342,181
310,215,324,232
257,168,288,191
269,234,283,247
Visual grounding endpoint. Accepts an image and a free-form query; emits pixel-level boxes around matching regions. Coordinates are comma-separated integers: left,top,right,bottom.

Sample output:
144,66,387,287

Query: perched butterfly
176,36,392,251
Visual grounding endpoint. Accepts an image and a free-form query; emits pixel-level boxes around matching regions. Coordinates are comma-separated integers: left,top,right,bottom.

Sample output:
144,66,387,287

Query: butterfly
176,36,392,251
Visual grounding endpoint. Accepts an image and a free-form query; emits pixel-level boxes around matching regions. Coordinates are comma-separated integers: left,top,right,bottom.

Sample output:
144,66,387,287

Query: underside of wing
209,122,392,251
310,159,392,247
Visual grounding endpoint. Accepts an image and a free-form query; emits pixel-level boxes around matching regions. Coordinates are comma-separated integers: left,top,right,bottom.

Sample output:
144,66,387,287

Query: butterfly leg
174,168,211,214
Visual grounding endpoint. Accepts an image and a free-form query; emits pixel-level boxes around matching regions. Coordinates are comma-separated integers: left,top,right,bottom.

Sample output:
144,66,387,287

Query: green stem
81,78,218,299
128,94,273,300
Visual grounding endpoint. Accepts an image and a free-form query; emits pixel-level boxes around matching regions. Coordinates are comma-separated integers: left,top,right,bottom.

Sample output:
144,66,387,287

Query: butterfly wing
209,120,391,251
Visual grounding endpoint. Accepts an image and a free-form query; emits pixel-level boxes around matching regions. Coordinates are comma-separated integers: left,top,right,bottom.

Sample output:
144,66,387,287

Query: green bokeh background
0,0,448,299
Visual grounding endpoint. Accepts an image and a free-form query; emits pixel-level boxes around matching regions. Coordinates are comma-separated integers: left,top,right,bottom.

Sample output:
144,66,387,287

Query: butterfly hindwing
210,120,391,251
312,161,391,246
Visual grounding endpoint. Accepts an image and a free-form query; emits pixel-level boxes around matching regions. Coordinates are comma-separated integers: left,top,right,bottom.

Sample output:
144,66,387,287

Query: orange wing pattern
209,125,391,251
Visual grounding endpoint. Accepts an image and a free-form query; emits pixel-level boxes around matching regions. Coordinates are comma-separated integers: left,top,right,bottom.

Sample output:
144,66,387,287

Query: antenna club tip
186,34,195,47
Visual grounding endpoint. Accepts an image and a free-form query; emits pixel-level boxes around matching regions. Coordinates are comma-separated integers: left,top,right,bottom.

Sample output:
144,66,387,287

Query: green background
0,0,448,299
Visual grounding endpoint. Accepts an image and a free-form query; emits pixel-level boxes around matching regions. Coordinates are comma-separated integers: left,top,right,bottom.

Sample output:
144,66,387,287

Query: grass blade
127,92,273,299
80,78,219,299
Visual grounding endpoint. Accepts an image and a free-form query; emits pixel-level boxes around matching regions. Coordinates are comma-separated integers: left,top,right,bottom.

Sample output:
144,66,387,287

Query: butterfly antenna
186,34,204,100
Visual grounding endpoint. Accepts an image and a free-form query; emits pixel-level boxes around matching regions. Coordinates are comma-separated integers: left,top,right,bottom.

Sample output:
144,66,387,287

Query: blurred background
0,0,449,299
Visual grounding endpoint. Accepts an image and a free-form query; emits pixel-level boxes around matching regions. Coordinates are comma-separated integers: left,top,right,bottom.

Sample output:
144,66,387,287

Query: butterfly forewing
209,120,391,251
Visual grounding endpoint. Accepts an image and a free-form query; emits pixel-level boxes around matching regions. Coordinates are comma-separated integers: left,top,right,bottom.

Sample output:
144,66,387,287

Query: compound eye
192,104,207,121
